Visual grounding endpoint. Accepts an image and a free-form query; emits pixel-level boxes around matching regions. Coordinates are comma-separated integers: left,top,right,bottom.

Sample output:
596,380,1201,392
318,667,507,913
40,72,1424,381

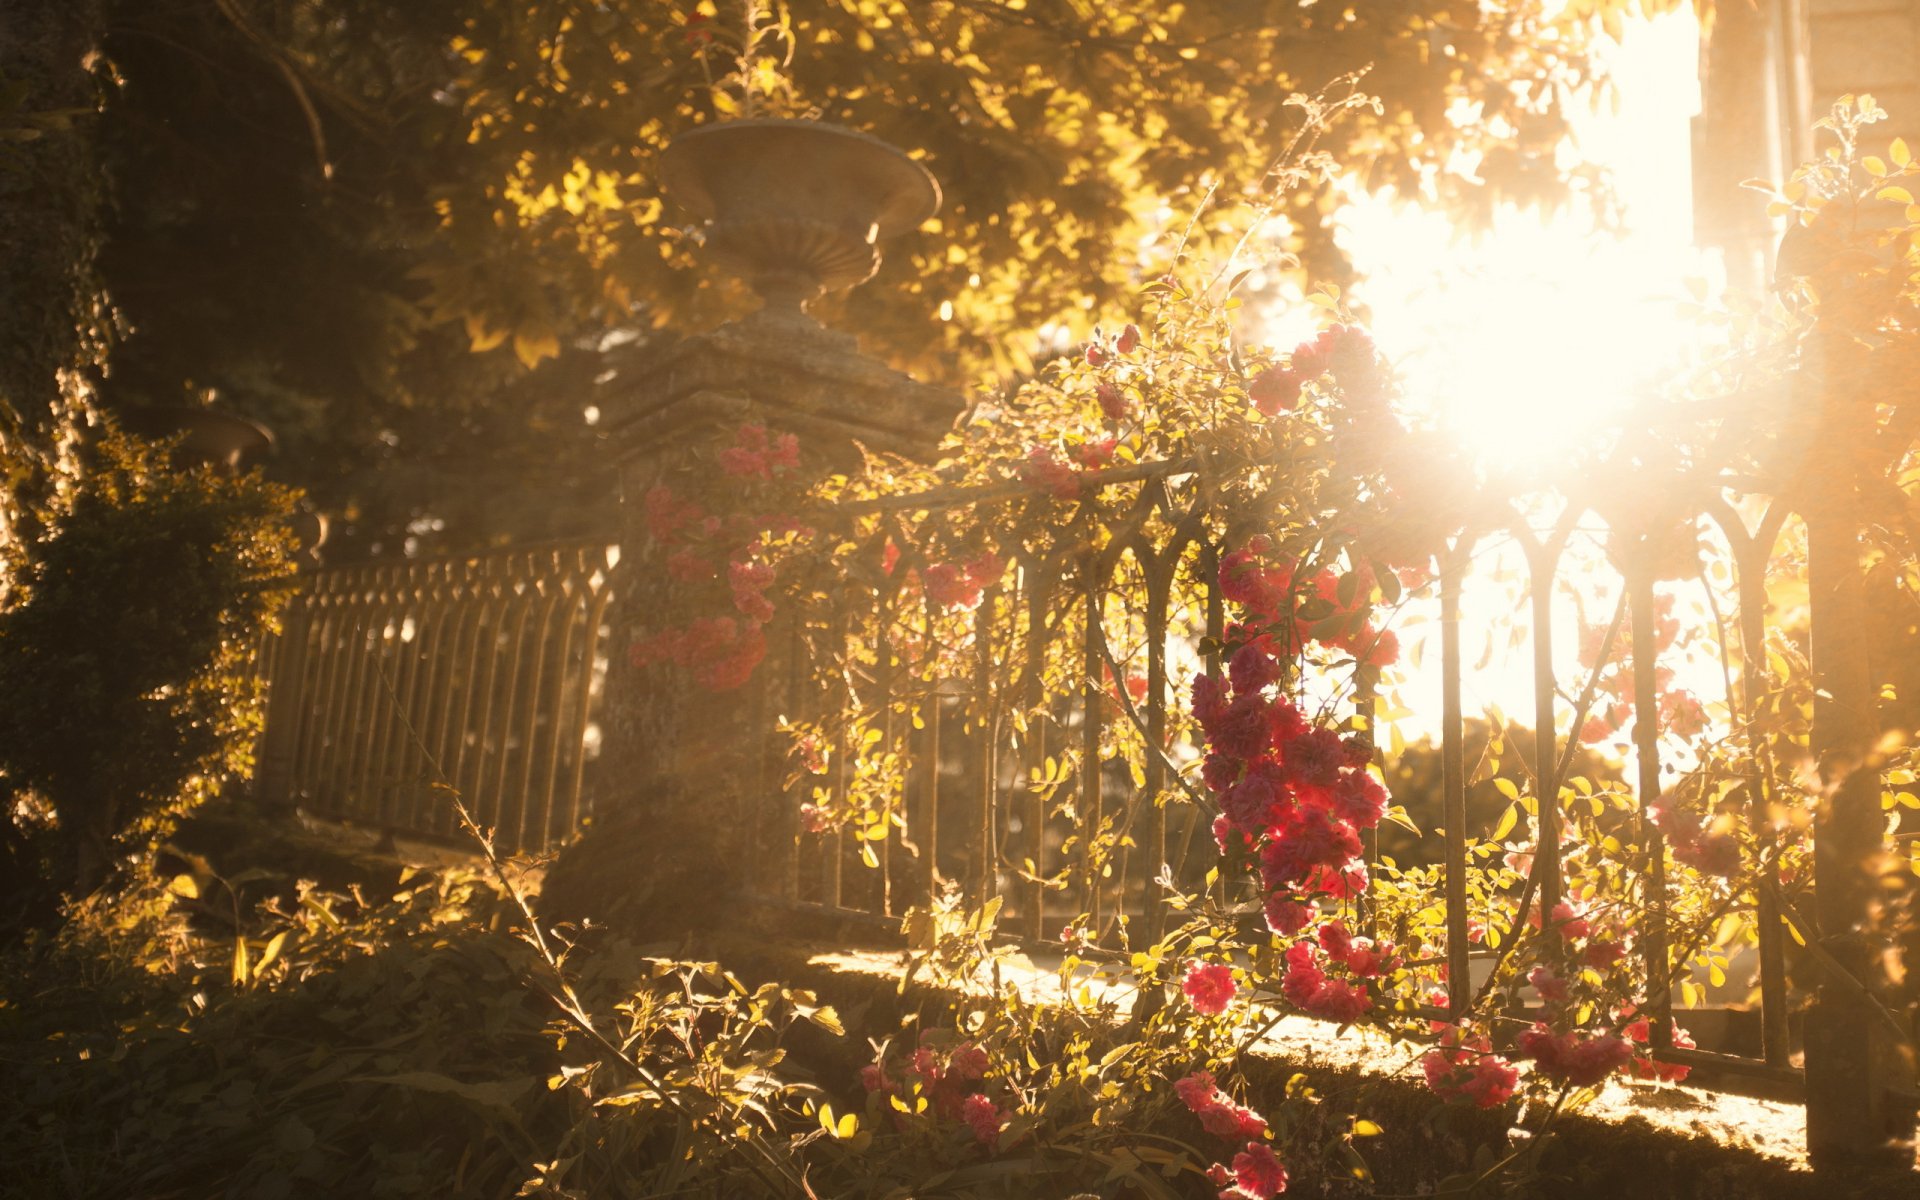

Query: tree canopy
84,0,1682,555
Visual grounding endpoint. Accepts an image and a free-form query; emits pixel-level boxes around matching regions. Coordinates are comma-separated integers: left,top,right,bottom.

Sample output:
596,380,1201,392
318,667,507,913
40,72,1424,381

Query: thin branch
210,0,332,181
369,661,807,1196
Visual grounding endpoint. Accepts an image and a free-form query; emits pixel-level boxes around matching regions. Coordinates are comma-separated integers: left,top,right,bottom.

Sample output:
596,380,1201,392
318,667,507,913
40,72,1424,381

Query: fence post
536,121,961,930
1799,335,1917,1170
254,579,313,805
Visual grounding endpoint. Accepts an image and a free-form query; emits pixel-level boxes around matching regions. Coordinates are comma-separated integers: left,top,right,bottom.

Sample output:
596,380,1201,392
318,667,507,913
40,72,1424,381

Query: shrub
0,428,296,902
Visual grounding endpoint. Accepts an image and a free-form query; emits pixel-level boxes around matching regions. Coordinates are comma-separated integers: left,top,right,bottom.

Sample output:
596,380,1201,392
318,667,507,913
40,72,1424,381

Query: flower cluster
1246,323,1384,417
861,1035,1007,1147
1020,447,1083,499
728,559,775,623
1514,1024,1634,1088
716,421,800,480
1195,545,1394,923
1207,1142,1289,1199
922,550,1005,611
1278,938,1372,1024
1622,1009,1696,1083
628,423,809,692
1079,320,1150,428
1189,534,1406,1035
1216,543,1399,669
1652,799,1744,879
629,615,767,691
1183,962,1238,1015
1420,1024,1520,1109
1575,593,1708,746
1173,1071,1267,1141
645,483,714,544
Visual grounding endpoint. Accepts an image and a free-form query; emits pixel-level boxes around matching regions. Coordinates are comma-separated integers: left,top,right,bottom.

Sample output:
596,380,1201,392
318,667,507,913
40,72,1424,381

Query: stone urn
122,405,274,474
657,118,941,326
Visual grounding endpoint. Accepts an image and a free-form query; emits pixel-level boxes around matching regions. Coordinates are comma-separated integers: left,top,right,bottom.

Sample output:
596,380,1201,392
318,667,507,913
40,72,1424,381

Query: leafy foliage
86,0,1679,553
0,431,297,898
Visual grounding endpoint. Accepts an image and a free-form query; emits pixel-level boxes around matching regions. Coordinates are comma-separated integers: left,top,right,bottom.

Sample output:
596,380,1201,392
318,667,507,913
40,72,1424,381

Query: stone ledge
693,927,1920,1199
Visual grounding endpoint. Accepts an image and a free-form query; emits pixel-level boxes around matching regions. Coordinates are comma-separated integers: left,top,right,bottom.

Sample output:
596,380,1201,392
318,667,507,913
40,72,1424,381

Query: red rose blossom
1183,962,1237,1015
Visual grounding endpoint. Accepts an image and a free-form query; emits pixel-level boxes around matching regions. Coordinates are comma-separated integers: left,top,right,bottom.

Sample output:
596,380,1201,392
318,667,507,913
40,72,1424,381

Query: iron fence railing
731,449,1915,1106
742,461,1222,943
251,451,1917,1121
256,541,617,853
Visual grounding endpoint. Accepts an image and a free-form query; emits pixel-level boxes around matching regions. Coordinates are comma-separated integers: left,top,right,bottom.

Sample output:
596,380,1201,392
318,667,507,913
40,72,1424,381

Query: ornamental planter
657,118,941,324
121,405,273,474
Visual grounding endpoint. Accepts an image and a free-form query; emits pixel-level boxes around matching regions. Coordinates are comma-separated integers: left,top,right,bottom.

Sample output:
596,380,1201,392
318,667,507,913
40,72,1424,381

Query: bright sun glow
1308,11,1724,739
1338,10,1706,469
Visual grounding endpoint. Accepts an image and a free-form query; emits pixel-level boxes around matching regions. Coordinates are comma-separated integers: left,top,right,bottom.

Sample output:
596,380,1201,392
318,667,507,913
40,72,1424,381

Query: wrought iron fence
742,460,1223,942
256,541,617,853
731,446,1917,1108
252,449,1917,1119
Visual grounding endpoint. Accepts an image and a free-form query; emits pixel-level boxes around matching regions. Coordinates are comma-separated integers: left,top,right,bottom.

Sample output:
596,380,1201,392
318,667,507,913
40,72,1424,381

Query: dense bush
0,429,296,903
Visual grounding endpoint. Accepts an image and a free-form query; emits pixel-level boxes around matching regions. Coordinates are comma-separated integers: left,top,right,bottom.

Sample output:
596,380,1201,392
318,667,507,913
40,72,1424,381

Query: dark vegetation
0,432,295,920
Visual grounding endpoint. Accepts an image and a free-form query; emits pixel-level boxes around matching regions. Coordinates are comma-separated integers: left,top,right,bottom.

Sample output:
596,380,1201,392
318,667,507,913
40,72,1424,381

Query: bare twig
369,662,807,1195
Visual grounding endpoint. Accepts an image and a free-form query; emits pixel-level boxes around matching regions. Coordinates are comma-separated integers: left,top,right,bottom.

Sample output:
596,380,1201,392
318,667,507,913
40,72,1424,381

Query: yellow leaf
1895,137,1913,168
513,329,561,369
232,937,250,986
465,314,508,353
1865,156,1888,177
255,930,290,976
1353,1119,1383,1137
1490,802,1519,844
168,874,200,900
1493,777,1520,802
1877,186,1914,205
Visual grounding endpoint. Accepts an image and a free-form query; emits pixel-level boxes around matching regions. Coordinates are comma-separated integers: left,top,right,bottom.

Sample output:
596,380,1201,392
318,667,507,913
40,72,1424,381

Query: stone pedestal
539,117,961,932
537,320,960,930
